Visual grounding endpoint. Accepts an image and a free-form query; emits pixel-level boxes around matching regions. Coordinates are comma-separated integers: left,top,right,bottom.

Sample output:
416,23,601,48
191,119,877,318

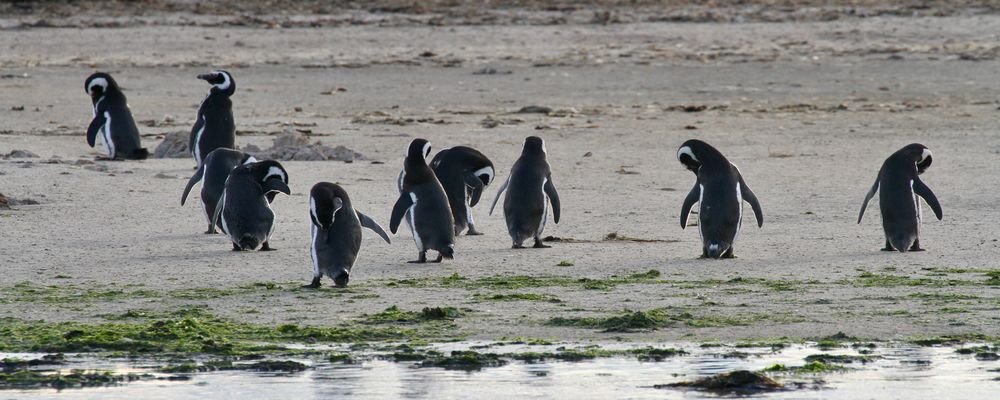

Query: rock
4,149,39,159
516,105,552,114
657,370,783,395
243,132,362,162
153,131,190,159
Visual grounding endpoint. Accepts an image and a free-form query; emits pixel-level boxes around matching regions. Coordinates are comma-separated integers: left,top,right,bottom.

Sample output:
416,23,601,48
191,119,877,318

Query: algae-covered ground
1,0,1000,359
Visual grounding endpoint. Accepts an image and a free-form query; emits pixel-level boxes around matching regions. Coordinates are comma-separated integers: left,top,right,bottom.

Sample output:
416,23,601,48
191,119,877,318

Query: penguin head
677,139,727,173
522,136,546,156
907,143,933,175
84,72,118,101
332,270,351,288
248,160,290,198
197,70,235,94
407,139,432,161
309,183,349,230
705,242,731,259
475,165,495,186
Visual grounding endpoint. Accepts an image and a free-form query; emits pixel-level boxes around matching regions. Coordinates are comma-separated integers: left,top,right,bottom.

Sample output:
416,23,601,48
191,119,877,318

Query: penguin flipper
181,163,207,206
913,178,943,220
357,210,391,244
86,113,106,148
680,183,699,229
489,176,510,216
858,178,879,224
464,172,486,207
544,175,560,224
212,193,225,234
389,194,413,234
738,176,763,228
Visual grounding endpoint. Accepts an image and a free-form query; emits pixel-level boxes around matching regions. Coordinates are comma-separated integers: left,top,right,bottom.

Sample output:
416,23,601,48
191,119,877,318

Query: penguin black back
430,146,495,235
390,139,456,263
677,139,763,259
213,160,290,251
305,182,390,288
190,70,236,168
490,136,560,249
84,72,148,160
858,143,942,252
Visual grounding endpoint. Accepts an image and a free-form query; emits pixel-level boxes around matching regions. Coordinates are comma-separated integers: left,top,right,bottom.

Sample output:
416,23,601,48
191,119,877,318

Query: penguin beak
197,72,220,82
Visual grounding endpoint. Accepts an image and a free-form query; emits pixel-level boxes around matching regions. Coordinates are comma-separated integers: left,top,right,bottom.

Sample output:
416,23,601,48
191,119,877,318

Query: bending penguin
84,72,149,160
190,70,236,169
305,182,391,288
390,139,456,263
857,143,942,252
212,160,291,251
181,148,257,234
677,139,763,259
489,136,560,249
430,146,495,235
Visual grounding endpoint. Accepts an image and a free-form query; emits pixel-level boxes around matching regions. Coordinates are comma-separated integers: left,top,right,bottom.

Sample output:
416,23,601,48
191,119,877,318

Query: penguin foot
721,248,735,259
512,244,525,249
880,247,896,252
204,228,218,234
408,252,428,263
533,240,550,249
231,243,243,251
302,277,321,289
909,239,925,252
260,242,275,251
466,227,484,236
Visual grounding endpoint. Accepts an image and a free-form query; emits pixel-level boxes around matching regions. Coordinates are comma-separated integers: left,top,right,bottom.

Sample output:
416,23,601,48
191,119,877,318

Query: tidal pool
4,342,1000,399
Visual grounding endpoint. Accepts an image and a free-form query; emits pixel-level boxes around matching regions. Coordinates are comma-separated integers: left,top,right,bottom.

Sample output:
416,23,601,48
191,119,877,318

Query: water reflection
5,342,1000,399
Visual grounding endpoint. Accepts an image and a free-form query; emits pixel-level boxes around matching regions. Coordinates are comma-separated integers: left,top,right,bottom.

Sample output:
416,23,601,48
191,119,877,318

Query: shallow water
4,342,1000,399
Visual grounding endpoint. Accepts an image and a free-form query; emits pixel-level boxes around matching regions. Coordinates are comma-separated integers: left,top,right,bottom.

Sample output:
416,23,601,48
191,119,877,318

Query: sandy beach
1,2,999,345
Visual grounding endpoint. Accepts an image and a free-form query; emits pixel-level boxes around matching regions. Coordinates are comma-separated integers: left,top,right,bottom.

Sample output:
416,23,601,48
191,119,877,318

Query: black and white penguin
181,148,257,234
430,146,495,235
304,182,391,288
858,143,942,252
212,160,290,251
190,70,236,169
84,72,149,160
677,139,763,259
389,139,456,263
489,136,560,249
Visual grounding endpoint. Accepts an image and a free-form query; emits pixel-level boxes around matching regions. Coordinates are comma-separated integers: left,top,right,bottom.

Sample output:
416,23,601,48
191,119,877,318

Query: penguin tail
132,148,150,160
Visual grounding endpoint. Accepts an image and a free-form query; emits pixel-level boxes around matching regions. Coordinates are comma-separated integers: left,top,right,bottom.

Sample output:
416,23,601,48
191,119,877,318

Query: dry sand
1,4,999,343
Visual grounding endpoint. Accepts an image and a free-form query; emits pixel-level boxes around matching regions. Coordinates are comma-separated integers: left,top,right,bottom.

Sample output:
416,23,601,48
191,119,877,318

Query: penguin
84,72,149,160
430,146,495,236
181,148,257,234
489,136,560,249
212,160,290,251
304,182,391,288
389,139,456,263
858,143,942,252
190,70,236,169
677,139,763,259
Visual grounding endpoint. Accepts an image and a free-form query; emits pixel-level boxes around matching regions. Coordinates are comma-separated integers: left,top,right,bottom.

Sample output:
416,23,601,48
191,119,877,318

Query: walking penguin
389,139,456,263
489,136,560,249
676,139,763,259
858,143,942,252
305,182,391,288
